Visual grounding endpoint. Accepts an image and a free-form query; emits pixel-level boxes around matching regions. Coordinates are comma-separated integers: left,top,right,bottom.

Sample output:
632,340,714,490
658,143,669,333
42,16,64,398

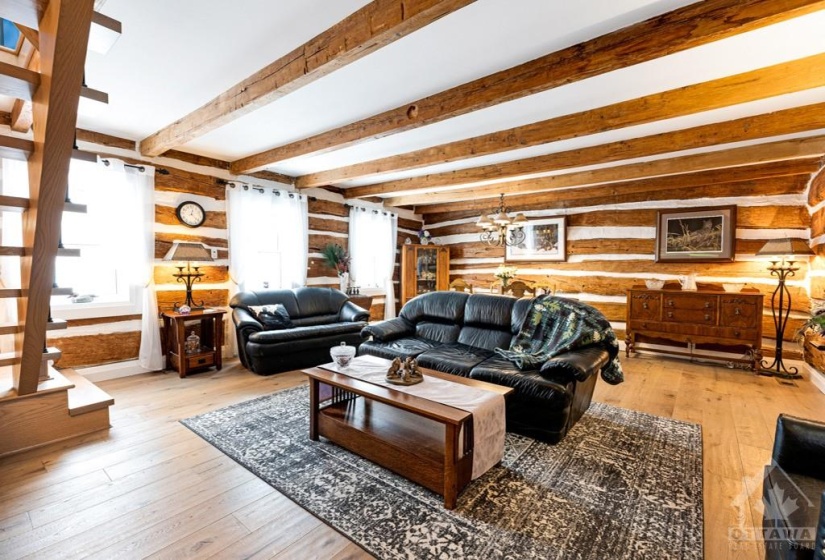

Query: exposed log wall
41,140,417,368
427,172,815,354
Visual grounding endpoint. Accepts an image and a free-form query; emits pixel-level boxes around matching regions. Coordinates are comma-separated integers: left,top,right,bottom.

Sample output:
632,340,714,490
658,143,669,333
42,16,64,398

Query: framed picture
505,216,567,262
655,205,737,263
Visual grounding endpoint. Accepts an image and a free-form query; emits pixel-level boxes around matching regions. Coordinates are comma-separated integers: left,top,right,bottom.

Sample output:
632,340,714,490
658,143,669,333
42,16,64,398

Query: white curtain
103,160,163,371
226,185,308,355
349,207,397,319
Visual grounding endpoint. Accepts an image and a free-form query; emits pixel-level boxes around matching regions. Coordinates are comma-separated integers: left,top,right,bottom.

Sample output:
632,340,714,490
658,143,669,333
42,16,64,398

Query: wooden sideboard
625,288,764,370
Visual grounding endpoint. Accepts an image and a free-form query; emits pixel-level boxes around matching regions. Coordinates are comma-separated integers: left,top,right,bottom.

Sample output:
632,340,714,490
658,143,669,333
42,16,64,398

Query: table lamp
163,241,213,310
755,238,814,379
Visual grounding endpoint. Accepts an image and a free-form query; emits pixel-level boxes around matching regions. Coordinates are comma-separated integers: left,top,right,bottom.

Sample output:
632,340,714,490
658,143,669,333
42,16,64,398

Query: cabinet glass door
416,248,438,296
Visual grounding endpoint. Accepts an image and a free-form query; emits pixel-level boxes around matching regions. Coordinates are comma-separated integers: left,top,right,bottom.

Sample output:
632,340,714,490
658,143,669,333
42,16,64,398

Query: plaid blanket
495,296,624,385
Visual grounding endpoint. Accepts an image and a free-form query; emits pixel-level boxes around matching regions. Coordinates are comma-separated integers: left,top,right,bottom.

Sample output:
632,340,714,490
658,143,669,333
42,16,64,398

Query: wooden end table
303,361,513,509
161,309,226,378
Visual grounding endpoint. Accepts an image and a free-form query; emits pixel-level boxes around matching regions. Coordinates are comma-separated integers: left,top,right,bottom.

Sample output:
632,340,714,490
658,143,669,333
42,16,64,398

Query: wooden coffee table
303,361,513,509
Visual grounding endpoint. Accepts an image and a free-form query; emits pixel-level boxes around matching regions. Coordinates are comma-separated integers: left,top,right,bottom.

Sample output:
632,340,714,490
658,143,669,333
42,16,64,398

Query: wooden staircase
0,0,121,457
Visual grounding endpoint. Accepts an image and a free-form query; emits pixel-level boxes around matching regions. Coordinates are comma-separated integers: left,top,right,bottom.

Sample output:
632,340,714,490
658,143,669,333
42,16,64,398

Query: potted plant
321,244,351,292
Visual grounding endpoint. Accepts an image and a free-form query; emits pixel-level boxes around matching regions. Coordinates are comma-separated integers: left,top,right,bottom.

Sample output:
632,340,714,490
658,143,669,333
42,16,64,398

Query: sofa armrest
539,347,609,384
340,300,370,323
233,307,263,336
361,318,414,342
772,414,825,478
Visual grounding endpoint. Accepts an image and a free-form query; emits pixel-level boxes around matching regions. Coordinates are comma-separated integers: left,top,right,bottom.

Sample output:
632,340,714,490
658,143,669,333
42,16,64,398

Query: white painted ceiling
73,0,825,197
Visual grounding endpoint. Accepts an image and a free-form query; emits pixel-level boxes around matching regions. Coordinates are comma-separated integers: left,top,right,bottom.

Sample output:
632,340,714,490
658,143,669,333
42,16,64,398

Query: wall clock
175,201,205,228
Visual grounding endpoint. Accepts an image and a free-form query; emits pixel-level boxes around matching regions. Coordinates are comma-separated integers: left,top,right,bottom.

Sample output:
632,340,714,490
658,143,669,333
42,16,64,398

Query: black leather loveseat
230,287,369,375
763,414,825,560
359,291,613,443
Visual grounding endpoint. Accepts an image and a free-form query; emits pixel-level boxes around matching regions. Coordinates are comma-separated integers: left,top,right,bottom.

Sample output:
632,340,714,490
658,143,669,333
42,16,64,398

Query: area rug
182,387,703,559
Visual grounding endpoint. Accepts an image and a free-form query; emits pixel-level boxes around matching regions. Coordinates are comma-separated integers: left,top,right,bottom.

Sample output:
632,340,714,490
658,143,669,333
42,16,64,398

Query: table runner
319,355,506,479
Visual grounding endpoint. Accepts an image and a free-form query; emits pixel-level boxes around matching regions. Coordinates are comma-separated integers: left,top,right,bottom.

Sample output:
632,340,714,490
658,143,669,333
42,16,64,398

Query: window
0,19,21,52
226,187,308,291
52,159,146,315
349,208,397,319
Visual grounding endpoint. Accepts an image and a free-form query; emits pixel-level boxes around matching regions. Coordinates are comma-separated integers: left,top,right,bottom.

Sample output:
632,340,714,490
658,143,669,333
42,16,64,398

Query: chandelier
476,193,527,247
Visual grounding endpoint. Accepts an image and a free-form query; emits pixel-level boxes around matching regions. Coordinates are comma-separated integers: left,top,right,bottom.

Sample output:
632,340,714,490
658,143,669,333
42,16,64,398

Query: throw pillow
248,304,294,330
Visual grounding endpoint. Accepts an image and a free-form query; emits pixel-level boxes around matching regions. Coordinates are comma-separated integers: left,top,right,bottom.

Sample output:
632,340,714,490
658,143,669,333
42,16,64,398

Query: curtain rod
100,158,170,175
344,202,396,218
218,179,315,200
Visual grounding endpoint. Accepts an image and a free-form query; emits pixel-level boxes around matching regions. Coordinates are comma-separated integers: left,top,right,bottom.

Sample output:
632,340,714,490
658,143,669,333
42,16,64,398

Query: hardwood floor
1,355,823,559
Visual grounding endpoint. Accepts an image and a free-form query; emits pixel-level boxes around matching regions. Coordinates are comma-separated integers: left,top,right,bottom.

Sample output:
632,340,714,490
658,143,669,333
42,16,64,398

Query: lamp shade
163,241,213,262
755,238,814,258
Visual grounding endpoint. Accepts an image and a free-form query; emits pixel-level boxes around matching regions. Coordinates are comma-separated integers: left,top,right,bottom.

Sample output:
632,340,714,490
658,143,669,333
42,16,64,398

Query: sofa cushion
248,304,294,330
415,321,461,343
469,356,572,405
292,314,341,327
359,337,442,361
416,343,494,377
231,289,301,318
400,291,469,324
294,287,349,317
248,322,365,344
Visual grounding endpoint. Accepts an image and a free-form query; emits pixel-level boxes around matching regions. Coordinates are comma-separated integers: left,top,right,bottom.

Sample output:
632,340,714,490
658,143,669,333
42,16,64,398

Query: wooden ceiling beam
232,0,825,174
139,0,477,157
346,101,825,198
386,152,825,207
298,53,825,188
416,164,816,215
419,175,810,222
0,4,120,53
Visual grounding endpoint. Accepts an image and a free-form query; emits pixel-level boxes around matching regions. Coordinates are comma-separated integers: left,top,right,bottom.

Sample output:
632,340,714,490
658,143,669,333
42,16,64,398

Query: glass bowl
645,279,665,290
330,342,356,369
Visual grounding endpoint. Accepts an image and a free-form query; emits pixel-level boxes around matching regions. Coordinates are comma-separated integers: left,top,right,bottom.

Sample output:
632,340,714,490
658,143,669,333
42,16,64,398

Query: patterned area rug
182,387,703,560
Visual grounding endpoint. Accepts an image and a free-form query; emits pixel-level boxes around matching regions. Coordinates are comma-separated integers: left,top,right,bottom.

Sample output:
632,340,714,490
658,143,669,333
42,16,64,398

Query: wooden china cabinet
401,244,450,305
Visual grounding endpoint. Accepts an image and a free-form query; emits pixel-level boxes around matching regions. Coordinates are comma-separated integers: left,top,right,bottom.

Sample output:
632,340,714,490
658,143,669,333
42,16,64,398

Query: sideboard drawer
186,353,214,369
720,297,761,329
629,292,660,320
661,294,718,324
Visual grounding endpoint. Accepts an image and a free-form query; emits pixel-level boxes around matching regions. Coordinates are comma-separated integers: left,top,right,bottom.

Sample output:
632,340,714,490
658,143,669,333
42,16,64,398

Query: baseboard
74,360,150,382
806,363,825,395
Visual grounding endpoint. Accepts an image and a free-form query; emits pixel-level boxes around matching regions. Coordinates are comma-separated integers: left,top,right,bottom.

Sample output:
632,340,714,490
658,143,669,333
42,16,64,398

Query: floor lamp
756,238,814,379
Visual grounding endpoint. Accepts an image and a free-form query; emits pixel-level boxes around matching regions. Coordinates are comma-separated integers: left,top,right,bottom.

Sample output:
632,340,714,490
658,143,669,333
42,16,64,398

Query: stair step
80,86,108,104
0,289,22,298
0,353,18,367
63,202,87,214
0,367,75,403
0,60,39,100
43,347,61,362
0,195,29,212
62,369,114,416
72,149,97,163
0,319,69,336
0,134,34,160
0,246,24,256
47,319,68,331
56,248,80,257
0,324,19,335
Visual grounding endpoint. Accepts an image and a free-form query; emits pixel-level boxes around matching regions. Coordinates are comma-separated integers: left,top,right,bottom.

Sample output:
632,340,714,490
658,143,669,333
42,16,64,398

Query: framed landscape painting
506,216,567,262
655,205,737,263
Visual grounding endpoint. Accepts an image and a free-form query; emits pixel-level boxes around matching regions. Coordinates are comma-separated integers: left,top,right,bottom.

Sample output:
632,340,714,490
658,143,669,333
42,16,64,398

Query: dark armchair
763,414,825,560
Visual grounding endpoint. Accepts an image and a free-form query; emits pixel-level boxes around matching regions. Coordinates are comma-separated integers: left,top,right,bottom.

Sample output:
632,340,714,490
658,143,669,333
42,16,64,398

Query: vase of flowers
321,244,351,292
418,228,432,245
494,265,518,289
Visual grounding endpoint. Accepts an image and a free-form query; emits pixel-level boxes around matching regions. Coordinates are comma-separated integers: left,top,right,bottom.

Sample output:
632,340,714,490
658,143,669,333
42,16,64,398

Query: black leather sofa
763,414,825,560
230,287,369,375
359,291,612,443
